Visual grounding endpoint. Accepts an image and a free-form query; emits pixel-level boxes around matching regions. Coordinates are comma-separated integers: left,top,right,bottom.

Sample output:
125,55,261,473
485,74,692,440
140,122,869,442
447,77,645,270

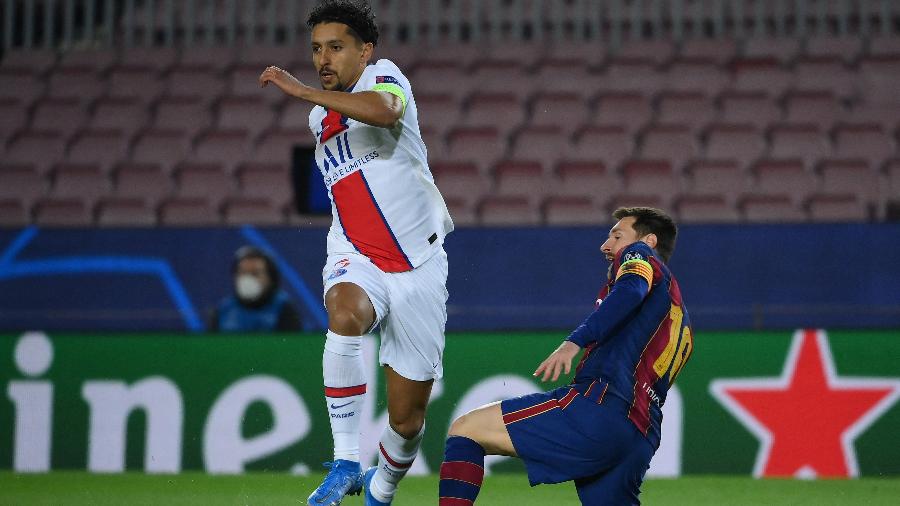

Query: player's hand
533,340,581,382
259,65,308,98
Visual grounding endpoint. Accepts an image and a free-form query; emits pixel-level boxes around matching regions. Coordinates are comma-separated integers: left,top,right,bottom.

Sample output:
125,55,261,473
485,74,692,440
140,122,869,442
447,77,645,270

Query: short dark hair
307,0,379,46
613,207,678,263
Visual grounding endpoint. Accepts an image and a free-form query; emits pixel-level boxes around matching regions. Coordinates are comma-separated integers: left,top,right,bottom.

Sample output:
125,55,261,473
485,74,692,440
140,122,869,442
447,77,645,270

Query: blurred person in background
210,245,301,332
259,1,453,505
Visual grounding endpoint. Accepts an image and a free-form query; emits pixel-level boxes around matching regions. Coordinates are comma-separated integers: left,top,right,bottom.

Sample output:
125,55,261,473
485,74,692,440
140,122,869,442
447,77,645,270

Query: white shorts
322,248,449,381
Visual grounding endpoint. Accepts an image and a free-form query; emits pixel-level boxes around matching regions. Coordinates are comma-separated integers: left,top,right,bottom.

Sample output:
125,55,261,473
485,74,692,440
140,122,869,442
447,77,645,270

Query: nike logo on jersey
330,401,353,410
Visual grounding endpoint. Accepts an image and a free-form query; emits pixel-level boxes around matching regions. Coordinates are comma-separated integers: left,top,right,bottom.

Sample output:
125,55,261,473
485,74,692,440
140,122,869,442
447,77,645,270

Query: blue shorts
500,383,654,505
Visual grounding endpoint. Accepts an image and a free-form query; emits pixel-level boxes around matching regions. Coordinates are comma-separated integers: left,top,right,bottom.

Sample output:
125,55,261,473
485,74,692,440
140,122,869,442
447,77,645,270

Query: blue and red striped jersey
566,241,693,448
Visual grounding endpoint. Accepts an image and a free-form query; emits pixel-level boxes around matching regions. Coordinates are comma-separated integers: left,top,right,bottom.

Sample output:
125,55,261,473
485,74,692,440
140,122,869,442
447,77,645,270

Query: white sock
322,330,366,462
370,424,424,501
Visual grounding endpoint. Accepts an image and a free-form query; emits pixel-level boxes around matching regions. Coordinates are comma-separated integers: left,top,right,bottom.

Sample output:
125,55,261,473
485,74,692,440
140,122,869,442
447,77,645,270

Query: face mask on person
235,274,264,301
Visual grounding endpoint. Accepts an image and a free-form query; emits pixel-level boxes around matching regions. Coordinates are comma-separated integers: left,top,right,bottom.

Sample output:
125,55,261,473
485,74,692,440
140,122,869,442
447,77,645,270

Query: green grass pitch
2,472,899,505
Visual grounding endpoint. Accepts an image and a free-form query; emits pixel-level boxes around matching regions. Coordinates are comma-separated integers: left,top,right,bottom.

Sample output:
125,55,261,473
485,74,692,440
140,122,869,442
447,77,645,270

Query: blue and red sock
439,436,486,505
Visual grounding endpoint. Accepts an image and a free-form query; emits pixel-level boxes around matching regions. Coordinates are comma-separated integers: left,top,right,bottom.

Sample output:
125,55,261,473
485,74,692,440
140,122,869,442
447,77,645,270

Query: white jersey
308,59,453,273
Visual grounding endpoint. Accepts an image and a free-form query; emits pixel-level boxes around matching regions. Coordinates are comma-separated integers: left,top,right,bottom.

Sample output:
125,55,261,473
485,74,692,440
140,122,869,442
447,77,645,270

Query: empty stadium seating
1,32,899,227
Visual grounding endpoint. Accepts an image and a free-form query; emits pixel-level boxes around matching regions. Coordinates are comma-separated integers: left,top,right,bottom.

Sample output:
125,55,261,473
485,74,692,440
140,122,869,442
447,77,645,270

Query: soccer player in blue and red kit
439,207,693,506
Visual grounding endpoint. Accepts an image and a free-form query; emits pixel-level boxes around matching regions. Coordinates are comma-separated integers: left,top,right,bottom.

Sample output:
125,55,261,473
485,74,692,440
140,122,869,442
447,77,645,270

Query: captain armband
616,259,654,289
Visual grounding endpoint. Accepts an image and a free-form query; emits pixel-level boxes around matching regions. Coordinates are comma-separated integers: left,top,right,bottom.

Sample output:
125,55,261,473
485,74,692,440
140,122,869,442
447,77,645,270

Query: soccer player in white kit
259,1,453,505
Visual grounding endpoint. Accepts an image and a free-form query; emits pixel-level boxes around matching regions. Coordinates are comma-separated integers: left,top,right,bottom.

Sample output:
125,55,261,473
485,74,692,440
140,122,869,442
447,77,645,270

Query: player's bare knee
389,413,425,439
447,413,474,438
328,309,369,336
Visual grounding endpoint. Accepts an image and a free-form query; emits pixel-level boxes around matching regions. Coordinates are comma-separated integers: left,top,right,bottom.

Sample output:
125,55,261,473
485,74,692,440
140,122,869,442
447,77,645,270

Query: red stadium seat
663,59,731,96
639,124,698,172
552,161,619,208
540,42,605,71
114,163,173,208
166,68,227,104
462,92,526,137
0,71,45,105
217,96,276,137
178,46,237,73
278,99,316,130
534,61,604,100
236,163,295,209
154,97,214,139
131,129,192,175
229,64,284,103
528,93,590,135
686,159,748,204
0,199,30,227
622,160,681,208
768,123,831,169
416,94,464,138
543,196,606,226
784,91,844,130
568,126,634,171
237,45,302,72
254,128,311,166
119,46,178,74
680,39,737,65
432,162,491,208
58,49,117,74
158,197,220,226
804,36,862,64
443,197,478,227
174,162,236,207
493,160,550,205
469,62,537,103
603,58,662,96
33,197,93,226
703,123,766,169
51,163,111,206
46,68,106,105
108,66,166,103
675,194,740,224
742,37,800,64
223,197,285,226
31,98,87,141
192,129,253,174
752,159,818,206
0,98,27,141
730,58,792,96
508,126,570,172
412,62,473,103
868,36,900,58
444,127,507,172
818,159,880,207
718,91,781,130
656,92,716,133
90,97,150,137
739,194,806,222
793,57,858,99
67,129,130,174
96,197,158,227
846,102,900,132
592,93,653,134
5,130,68,175
0,164,48,207
833,123,896,168
0,48,57,74
858,56,900,104
806,193,869,222
618,39,676,66
478,196,541,226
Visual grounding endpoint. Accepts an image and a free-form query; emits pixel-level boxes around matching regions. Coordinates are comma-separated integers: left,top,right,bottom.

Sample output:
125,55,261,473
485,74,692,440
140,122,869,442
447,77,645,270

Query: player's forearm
298,88,402,128
566,275,649,348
